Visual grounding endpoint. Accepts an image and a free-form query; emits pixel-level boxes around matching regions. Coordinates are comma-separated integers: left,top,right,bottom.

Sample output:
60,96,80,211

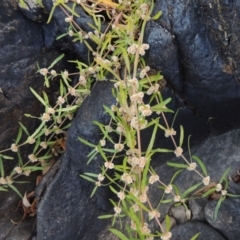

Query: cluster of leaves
1,0,239,239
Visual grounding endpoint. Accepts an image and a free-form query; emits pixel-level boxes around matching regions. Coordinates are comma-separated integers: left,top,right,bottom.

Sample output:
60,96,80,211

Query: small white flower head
139,43,150,56
104,161,114,169
140,66,150,78
164,128,176,137
68,30,74,36
67,114,73,120
114,206,121,215
146,237,154,240
149,210,160,220
165,184,173,194
114,143,124,152
88,67,95,74
161,231,172,240
130,92,144,103
28,154,38,162
215,183,222,192
139,104,152,116
6,176,13,184
121,173,133,184
42,113,51,122
40,141,48,149
149,174,159,184
24,170,31,177
117,191,125,200
130,187,138,197
50,69,57,76
47,107,55,114
39,68,48,76
100,139,106,146
65,16,73,22
63,70,69,79
130,220,137,230
95,181,101,186
0,177,7,185
11,143,18,152
79,75,86,85
14,167,22,174
105,125,113,133
98,174,105,182
131,203,140,212
57,96,65,105
107,44,115,51
174,147,183,157
127,43,138,54
202,176,210,186
139,156,147,168
141,222,151,234
221,189,227,195
45,129,50,136
68,87,76,96
116,123,125,133
187,162,197,171
111,55,118,62
127,77,139,89
174,195,181,202
27,137,35,144
139,193,147,203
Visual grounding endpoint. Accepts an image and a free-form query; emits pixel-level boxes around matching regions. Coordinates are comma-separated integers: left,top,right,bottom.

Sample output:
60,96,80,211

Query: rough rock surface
170,222,226,240
205,197,240,240
145,0,240,134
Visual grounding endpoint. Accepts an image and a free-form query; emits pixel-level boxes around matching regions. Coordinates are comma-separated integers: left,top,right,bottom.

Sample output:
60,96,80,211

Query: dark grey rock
205,197,240,240
170,205,188,224
189,197,208,221
171,221,226,240
146,0,240,134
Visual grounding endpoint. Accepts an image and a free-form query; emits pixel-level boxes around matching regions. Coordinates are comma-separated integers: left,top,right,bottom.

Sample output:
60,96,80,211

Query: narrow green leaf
90,185,98,198
160,199,173,204
170,169,183,184
8,184,22,198
167,162,188,169
109,228,128,240
18,122,29,136
179,125,184,147
165,215,171,232
1,155,13,160
109,185,118,194
120,47,131,74
192,155,207,176
80,174,95,183
15,127,23,144
226,193,240,197
30,87,47,107
190,233,201,240
146,119,159,157
151,11,162,20
103,105,116,121
48,54,65,69
214,196,225,219
0,156,4,177
98,214,113,219
84,172,98,177
55,105,78,112
202,188,216,198
78,137,96,148
219,167,231,184
0,186,8,192
181,182,202,199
